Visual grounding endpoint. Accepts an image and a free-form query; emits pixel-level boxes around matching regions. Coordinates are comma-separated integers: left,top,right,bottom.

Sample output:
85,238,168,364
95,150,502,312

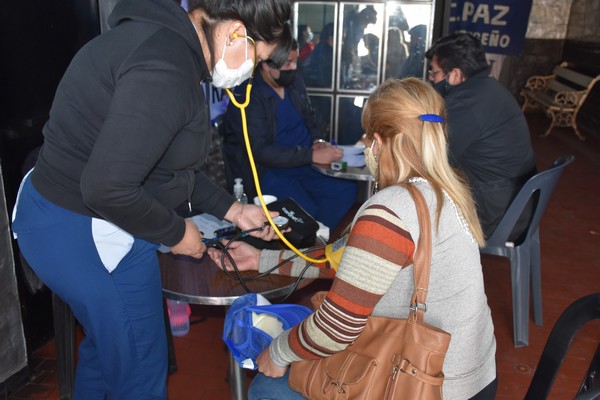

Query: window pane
384,2,433,80
295,2,337,89
339,3,384,91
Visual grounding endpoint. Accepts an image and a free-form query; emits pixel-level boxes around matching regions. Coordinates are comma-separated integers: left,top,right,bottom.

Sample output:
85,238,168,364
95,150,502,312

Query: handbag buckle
410,302,427,313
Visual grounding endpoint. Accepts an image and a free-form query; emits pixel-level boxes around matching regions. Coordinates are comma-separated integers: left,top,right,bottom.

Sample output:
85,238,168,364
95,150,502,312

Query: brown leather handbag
289,185,451,399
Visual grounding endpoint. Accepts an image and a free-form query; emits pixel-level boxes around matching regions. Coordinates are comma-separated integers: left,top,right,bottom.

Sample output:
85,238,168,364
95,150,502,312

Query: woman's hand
170,219,206,259
225,202,279,241
256,347,288,378
207,240,260,272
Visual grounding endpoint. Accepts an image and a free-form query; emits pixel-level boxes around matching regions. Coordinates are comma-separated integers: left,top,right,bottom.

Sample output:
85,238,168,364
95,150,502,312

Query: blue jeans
249,370,306,400
249,371,498,400
12,177,167,399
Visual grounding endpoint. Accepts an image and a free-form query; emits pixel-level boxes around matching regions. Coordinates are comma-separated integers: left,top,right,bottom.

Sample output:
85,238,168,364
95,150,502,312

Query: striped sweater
268,181,496,399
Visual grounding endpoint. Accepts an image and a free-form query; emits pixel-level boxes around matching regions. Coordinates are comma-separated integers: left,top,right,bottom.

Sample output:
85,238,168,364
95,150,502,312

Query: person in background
302,22,335,88
212,78,498,400
341,5,378,88
11,0,292,398
383,7,409,79
360,32,380,76
426,33,536,241
297,24,314,64
384,27,408,78
222,39,358,230
400,24,427,78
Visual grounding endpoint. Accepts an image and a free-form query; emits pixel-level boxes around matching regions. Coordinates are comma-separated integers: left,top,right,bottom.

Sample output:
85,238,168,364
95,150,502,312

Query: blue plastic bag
223,293,312,369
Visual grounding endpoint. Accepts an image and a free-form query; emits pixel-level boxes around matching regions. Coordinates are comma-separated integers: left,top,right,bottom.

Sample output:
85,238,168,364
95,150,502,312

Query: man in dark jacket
223,41,357,229
426,33,537,240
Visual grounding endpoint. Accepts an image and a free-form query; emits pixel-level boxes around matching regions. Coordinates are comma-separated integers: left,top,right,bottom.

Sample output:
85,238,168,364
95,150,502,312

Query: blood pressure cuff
268,197,319,248
223,293,312,369
324,234,348,271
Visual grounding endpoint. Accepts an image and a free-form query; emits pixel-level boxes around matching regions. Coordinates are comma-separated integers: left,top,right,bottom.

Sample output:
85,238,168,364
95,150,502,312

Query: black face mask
275,69,296,87
431,78,452,97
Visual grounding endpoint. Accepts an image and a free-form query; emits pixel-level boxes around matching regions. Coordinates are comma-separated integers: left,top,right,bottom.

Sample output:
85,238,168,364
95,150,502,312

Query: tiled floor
5,112,600,399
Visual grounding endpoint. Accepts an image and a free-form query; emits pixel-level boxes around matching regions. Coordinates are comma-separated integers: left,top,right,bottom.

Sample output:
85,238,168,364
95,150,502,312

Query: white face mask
211,33,255,88
364,140,378,178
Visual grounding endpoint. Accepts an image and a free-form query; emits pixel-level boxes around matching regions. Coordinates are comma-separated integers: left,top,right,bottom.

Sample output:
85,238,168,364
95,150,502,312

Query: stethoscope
223,36,326,265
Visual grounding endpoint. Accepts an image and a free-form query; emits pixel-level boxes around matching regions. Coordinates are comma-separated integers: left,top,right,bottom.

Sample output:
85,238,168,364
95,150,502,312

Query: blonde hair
361,78,485,246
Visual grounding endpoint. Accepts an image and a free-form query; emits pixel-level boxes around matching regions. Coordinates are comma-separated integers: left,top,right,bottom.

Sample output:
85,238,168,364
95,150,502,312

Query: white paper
342,153,365,167
338,145,365,155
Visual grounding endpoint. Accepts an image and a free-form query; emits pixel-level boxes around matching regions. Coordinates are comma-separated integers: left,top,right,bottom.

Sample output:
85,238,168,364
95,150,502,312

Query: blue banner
448,0,533,55
202,82,230,123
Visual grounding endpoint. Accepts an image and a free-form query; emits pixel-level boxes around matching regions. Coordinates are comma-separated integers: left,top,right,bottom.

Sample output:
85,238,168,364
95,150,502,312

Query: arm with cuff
268,203,415,367
258,248,336,279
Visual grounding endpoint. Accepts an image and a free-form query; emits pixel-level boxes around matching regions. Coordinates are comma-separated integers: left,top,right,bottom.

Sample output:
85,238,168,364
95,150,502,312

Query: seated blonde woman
209,78,497,400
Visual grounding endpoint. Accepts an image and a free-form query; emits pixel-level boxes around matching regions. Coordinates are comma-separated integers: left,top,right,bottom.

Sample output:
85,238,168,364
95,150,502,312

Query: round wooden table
159,251,313,400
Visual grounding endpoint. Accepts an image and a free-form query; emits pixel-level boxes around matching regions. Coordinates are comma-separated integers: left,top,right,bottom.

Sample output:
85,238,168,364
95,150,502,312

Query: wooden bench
520,62,600,140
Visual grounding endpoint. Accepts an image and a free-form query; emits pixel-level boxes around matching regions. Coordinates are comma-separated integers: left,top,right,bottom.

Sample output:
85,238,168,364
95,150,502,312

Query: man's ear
448,68,465,85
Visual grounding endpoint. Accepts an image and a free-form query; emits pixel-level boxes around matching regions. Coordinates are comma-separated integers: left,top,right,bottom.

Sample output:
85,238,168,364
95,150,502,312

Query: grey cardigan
368,182,496,400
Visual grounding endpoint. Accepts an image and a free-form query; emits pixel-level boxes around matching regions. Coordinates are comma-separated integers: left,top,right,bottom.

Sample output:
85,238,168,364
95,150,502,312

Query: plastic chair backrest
485,155,575,246
524,293,600,400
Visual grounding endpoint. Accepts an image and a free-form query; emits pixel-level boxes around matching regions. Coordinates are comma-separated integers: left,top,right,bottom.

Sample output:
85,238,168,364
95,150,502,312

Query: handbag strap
404,183,432,321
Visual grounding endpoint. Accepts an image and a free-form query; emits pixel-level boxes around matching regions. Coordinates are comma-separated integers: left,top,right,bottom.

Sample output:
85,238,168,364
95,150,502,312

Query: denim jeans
249,370,498,400
248,370,306,400
261,166,357,230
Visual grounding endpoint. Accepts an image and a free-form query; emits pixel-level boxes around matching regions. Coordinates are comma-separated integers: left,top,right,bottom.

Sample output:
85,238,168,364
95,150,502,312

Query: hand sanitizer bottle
233,178,248,204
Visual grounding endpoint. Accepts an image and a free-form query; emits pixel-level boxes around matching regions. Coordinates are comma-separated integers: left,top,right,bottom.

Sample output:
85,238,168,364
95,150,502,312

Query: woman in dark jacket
11,0,292,398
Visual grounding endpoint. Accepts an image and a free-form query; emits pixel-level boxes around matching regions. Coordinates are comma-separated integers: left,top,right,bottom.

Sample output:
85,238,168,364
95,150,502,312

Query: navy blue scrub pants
12,176,167,399
261,166,357,230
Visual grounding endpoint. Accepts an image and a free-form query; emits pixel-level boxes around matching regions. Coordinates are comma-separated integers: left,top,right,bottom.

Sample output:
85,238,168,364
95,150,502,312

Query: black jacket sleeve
80,37,221,247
